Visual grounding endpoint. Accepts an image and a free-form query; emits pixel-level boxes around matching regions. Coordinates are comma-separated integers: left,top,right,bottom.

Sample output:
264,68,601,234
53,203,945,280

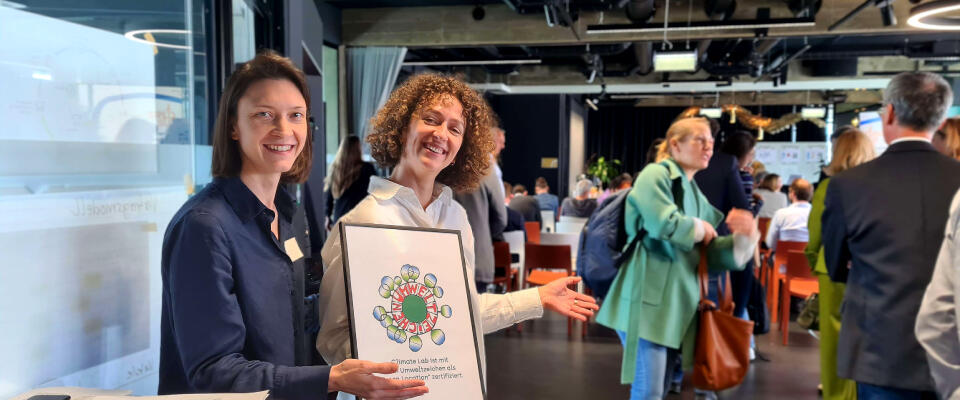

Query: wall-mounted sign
540,158,559,169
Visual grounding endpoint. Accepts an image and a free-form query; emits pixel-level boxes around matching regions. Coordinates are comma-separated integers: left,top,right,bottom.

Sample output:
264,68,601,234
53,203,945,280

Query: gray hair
573,179,594,198
883,72,953,133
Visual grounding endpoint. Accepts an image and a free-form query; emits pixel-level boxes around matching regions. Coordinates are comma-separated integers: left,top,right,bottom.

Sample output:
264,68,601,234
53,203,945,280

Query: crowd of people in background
159,49,960,400
317,70,960,400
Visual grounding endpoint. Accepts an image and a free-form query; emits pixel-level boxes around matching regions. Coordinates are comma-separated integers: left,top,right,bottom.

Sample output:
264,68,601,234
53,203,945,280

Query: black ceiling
324,0,501,8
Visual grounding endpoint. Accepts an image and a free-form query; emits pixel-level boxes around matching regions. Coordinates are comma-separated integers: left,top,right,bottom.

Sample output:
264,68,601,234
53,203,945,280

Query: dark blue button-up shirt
159,177,328,399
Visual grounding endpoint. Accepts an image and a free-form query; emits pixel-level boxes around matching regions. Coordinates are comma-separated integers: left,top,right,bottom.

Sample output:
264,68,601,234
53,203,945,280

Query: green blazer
596,158,744,384
804,178,830,275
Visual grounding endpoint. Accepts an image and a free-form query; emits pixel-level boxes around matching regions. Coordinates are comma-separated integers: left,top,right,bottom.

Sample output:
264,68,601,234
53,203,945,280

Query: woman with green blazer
596,117,759,399
804,128,875,400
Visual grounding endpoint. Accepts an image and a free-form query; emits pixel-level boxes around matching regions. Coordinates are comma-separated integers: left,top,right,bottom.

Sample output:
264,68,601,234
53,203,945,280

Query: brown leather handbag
692,249,755,391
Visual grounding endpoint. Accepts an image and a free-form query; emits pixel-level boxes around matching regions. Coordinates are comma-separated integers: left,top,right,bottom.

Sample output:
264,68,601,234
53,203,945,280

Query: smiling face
670,121,714,172
395,94,465,181
233,79,307,177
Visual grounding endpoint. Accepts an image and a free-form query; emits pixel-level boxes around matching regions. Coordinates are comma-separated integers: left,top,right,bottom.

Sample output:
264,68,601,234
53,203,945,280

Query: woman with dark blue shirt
159,51,427,400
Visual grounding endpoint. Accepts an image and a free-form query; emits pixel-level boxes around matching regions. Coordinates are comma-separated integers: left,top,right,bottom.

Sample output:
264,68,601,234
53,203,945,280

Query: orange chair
525,221,541,244
758,217,772,241
757,217,773,278
768,241,807,322
781,250,819,345
524,243,574,336
492,241,516,292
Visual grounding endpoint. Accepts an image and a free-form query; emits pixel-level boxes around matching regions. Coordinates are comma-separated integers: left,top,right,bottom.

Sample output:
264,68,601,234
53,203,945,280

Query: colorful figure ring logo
373,264,453,352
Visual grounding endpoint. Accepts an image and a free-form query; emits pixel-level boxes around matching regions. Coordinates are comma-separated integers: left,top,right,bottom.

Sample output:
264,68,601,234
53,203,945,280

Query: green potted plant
587,156,622,189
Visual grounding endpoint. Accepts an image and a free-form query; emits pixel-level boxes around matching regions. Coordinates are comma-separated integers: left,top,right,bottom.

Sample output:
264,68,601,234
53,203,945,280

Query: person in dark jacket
823,71,959,398
501,181,526,240
716,131,761,320
508,184,543,226
159,51,426,400
325,135,377,228
560,179,598,218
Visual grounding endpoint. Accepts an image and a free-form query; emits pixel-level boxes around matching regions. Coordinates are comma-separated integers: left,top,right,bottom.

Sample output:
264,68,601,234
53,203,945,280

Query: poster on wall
340,223,485,400
780,147,802,164
805,147,826,164
755,142,828,184
756,147,777,164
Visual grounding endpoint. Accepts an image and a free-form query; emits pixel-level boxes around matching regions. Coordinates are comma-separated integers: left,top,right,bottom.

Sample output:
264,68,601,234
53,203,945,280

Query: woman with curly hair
315,74,598,395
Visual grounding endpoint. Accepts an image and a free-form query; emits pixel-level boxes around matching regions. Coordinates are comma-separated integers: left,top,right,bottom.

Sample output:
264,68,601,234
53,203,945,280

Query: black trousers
476,281,490,293
729,259,754,318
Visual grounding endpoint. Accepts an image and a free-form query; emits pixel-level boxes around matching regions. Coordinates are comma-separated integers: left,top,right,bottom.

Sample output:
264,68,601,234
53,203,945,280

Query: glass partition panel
0,0,207,396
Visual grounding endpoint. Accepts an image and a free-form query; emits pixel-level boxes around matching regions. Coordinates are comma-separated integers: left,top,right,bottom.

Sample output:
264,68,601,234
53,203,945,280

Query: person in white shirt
765,178,813,251
916,189,960,400
756,173,789,219
316,74,599,399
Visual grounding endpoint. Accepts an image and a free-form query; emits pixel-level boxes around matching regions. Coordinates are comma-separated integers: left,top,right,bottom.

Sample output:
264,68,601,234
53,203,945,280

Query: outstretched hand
328,359,428,399
537,277,600,321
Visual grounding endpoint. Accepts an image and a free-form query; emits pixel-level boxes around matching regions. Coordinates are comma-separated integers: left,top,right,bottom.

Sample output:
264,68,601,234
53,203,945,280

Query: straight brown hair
211,50,313,183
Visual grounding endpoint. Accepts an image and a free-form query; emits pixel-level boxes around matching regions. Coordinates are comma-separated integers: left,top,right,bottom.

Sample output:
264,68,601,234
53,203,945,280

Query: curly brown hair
367,73,494,192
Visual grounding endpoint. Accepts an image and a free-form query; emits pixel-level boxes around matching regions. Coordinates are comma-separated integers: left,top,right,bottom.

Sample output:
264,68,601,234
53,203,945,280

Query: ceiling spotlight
704,0,737,21
908,0,960,30
876,0,897,26
472,5,485,21
625,0,656,23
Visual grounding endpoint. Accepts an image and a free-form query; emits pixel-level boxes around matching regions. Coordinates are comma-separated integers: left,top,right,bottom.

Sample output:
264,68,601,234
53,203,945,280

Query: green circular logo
402,295,428,323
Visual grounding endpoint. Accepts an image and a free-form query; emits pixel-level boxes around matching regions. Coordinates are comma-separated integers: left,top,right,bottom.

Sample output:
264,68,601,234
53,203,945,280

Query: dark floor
485,311,820,399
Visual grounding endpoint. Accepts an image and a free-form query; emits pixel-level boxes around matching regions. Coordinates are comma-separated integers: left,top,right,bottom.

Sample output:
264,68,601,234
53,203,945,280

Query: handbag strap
698,248,710,302
697,248,735,312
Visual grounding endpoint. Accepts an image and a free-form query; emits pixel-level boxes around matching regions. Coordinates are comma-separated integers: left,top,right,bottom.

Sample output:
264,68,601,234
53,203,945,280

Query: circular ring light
908,0,960,30
123,29,191,50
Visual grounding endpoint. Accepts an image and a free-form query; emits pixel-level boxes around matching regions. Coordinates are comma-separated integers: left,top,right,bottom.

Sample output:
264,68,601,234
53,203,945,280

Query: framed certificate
339,223,486,400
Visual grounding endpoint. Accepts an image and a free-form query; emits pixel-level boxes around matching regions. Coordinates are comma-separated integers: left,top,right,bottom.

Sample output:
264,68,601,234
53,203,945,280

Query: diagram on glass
372,264,453,352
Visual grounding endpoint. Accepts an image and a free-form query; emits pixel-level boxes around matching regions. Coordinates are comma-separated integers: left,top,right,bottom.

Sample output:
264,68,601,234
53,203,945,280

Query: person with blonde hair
598,117,758,399
325,135,377,227
756,173,788,219
932,117,960,160
805,128,875,400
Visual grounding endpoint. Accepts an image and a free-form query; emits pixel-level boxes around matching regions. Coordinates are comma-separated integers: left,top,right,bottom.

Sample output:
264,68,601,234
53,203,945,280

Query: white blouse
315,176,544,375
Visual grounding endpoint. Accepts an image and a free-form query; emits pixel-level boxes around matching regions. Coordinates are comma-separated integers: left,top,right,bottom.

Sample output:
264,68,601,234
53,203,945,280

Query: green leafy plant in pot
587,156,621,189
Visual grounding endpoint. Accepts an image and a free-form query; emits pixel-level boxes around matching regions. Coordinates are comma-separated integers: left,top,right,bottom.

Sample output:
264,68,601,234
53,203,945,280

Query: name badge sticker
284,237,304,262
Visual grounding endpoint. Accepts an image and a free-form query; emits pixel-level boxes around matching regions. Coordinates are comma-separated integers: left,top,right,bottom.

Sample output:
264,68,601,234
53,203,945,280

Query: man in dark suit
694,136,752,234
508,185,543,226
823,71,957,399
